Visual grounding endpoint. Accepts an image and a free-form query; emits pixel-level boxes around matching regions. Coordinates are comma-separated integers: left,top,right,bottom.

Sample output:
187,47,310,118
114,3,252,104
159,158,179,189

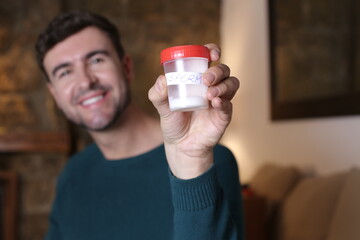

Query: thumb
148,75,171,117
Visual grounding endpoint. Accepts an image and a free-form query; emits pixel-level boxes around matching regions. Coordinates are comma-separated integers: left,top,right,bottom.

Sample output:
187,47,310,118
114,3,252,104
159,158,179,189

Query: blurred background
0,0,360,239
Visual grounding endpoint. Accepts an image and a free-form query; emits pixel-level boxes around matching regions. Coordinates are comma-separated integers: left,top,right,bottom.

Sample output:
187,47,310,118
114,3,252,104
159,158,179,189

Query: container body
163,57,209,111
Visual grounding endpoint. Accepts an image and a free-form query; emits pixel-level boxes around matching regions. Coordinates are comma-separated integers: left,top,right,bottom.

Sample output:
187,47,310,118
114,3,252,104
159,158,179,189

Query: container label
165,72,203,85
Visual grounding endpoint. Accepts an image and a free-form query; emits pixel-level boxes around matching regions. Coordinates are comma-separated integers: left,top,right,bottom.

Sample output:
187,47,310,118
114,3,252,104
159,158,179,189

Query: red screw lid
160,45,210,64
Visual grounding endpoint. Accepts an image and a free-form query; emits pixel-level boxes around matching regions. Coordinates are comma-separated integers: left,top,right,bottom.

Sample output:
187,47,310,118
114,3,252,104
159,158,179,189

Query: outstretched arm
149,44,243,240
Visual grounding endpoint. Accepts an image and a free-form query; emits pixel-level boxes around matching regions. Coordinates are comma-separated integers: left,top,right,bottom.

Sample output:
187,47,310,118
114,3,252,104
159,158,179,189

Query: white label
165,72,203,85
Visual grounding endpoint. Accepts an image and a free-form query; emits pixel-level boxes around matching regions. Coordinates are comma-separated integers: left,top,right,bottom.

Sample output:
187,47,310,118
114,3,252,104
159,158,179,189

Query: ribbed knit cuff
169,165,220,211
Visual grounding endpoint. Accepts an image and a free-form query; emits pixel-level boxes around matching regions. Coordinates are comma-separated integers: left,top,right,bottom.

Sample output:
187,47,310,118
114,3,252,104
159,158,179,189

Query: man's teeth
82,95,103,106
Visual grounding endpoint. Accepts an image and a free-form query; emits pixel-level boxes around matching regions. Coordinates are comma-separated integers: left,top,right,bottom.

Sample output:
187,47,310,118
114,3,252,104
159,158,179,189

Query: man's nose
77,66,97,88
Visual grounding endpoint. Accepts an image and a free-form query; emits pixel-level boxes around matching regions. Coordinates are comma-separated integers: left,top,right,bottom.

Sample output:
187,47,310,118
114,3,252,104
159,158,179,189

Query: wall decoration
269,0,360,120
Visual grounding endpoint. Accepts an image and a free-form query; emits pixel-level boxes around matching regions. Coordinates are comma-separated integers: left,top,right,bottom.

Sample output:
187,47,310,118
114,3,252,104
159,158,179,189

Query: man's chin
81,121,115,132
70,100,129,132
79,113,122,132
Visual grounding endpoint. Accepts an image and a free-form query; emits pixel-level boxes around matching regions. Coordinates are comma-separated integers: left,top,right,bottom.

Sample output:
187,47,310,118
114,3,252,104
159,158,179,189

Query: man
35,10,243,239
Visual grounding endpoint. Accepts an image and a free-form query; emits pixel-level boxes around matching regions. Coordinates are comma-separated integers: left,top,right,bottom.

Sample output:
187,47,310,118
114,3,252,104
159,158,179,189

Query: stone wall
0,0,220,239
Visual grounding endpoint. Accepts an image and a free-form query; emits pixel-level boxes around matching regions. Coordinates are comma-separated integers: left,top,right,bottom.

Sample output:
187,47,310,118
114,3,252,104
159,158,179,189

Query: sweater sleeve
169,164,242,240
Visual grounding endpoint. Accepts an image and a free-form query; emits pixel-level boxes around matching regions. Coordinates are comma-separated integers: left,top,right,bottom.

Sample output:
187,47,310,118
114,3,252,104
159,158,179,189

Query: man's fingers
207,76,240,101
204,43,221,62
203,64,231,86
210,97,233,124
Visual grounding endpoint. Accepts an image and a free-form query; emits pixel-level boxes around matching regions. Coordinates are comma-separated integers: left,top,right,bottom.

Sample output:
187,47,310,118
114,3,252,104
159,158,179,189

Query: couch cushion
279,172,346,240
327,168,360,240
250,163,300,202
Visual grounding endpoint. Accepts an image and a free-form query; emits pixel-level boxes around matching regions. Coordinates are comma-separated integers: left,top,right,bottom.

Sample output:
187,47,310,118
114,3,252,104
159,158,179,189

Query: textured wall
0,0,220,239
0,0,62,131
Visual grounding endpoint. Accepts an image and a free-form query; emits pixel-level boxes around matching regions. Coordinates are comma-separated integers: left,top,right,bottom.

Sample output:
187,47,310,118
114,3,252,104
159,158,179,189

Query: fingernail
203,72,215,85
208,87,219,98
211,49,221,61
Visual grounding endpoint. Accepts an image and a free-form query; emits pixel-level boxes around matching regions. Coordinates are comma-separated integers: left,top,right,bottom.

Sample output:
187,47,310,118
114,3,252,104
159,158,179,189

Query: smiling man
44,27,131,131
36,10,244,240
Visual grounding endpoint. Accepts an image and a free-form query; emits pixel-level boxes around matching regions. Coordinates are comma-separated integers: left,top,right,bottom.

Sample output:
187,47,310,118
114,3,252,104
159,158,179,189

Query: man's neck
88,104,163,160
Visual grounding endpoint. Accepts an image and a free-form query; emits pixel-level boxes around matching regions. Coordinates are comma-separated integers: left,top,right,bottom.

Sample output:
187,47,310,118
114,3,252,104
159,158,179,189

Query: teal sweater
46,144,244,240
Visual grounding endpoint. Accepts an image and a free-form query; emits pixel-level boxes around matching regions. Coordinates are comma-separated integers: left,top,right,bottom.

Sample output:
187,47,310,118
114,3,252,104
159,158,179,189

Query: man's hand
148,44,240,179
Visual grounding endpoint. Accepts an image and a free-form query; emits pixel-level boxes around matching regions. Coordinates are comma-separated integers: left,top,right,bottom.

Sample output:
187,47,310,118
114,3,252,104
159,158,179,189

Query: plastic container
160,45,210,112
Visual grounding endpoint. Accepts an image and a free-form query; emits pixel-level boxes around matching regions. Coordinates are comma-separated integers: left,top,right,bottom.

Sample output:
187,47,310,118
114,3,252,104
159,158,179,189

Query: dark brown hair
35,10,125,80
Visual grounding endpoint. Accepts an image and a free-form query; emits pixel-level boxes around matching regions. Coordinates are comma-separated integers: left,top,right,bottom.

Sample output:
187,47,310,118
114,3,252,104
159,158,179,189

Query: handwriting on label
165,72,203,85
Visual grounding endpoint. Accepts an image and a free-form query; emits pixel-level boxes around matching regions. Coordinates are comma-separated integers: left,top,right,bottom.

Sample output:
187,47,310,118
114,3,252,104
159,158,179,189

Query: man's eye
90,57,104,64
58,69,72,79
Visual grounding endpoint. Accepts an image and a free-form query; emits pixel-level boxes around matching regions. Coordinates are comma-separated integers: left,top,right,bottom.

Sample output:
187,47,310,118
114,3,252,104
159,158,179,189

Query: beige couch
243,163,360,240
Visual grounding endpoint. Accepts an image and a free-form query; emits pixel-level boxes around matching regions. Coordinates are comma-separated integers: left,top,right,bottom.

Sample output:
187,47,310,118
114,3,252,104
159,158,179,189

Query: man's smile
76,91,109,107
81,94,104,106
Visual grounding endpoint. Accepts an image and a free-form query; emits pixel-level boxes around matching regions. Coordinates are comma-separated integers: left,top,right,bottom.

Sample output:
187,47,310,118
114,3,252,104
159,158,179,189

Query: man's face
44,26,131,131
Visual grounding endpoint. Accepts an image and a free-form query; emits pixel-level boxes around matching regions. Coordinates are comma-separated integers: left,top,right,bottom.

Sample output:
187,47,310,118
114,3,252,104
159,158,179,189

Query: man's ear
47,82,56,97
122,54,134,83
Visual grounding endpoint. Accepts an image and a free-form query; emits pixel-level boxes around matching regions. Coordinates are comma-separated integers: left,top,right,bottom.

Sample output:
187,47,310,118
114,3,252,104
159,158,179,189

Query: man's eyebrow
52,62,71,77
85,50,110,59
